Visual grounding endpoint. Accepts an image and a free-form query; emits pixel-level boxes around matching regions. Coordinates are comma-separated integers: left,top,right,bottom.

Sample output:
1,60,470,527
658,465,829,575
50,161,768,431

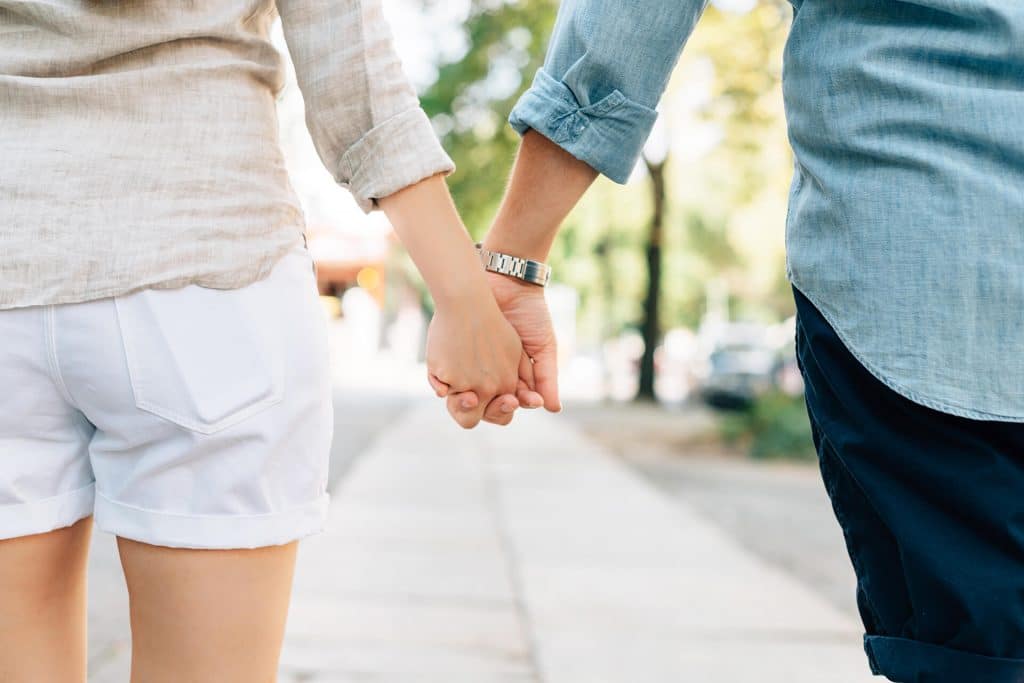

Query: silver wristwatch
476,244,552,287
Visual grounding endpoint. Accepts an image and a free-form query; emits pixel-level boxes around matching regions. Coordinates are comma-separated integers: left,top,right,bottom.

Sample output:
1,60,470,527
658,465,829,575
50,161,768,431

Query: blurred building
270,21,393,304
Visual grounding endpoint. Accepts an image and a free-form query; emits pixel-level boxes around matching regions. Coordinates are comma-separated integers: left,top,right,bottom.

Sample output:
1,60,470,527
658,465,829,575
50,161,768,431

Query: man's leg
796,286,1024,682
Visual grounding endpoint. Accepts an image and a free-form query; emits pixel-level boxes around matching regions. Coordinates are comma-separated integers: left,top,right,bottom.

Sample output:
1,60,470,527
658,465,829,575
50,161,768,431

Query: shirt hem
790,275,1024,423
0,238,302,311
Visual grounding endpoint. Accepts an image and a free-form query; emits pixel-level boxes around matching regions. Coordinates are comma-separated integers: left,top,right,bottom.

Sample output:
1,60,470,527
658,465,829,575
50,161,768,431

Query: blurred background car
698,318,799,409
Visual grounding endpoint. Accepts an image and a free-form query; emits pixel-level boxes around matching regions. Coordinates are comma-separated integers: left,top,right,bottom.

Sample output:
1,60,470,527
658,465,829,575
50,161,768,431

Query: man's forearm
482,131,599,261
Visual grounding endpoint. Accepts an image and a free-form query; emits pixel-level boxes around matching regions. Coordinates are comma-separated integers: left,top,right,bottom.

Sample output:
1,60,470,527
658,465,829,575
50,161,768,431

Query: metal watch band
475,244,552,287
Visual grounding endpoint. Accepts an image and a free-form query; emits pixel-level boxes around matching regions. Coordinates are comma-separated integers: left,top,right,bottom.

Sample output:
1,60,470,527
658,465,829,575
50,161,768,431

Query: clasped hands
426,271,561,429
380,135,595,426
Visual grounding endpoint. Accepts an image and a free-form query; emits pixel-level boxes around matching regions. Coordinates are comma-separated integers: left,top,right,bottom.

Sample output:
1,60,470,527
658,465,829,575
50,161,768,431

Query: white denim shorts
0,245,333,549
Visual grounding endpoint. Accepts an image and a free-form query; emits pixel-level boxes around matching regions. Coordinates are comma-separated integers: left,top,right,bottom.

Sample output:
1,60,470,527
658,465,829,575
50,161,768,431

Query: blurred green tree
419,0,792,401
639,0,792,398
670,1,793,320
418,0,557,232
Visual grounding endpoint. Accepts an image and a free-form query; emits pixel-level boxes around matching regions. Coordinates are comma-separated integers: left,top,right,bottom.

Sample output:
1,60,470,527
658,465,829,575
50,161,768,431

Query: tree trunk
636,157,667,401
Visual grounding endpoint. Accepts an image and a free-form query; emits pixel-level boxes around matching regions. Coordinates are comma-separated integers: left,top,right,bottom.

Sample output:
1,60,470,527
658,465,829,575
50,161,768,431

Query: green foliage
419,0,794,344
663,1,794,324
720,391,816,461
687,2,792,207
419,0,558,233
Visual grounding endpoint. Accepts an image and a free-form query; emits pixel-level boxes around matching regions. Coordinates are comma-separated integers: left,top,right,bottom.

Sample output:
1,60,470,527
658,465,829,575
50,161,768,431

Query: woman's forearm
379,173,530,425
482,131,599,261
378,174,494,310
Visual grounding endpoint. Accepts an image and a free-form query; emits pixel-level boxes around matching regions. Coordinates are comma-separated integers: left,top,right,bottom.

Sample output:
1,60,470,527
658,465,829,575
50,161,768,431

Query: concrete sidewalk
278,403,874,683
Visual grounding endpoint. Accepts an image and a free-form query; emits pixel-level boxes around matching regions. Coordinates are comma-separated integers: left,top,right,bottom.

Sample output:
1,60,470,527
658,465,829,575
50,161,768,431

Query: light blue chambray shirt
510,0,1024,422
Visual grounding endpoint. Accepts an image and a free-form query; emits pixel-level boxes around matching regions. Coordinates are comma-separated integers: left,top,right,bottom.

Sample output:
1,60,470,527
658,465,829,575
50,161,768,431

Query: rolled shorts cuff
94,491,330,550
866,635,1024,682
0,483,95,540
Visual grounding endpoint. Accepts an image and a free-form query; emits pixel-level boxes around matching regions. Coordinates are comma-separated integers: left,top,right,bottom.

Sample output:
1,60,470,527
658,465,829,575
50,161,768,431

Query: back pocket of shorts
114,283,285,435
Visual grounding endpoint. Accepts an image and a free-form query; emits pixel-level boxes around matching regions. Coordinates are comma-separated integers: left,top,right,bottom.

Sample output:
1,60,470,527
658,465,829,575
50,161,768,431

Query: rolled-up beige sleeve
276,0,455,211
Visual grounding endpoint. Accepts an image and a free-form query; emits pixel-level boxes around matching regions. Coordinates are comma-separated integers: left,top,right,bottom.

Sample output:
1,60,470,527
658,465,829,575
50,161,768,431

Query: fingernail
460,399,473,410
501,402,515,414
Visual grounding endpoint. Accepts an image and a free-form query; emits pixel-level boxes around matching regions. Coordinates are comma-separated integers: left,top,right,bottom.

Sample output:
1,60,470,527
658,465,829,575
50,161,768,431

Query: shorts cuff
866,635,1024,682
94,491,330,549
0,483,95,540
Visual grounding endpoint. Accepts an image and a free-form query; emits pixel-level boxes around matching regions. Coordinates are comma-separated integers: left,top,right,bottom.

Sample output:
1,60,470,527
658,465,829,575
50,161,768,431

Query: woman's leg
53,253,330,680
118,538,298,683
0,517,93,682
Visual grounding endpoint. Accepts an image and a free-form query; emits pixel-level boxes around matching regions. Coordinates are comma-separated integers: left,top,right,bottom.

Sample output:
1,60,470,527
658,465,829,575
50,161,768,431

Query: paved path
277,403,874,682
84,329,875,681
566,402,861,619
622,450,860,619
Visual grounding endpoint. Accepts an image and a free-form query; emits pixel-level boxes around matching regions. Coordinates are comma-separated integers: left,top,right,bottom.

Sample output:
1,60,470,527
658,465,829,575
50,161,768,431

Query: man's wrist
476,244,552,287
484,271,539,306
481,225,554,263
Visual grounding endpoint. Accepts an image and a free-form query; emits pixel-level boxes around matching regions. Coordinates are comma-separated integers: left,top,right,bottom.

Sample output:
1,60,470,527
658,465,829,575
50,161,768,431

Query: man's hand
443,131,595,425
426,289,536,430
484,272,560,413
447,272,561,425
377,174,537,430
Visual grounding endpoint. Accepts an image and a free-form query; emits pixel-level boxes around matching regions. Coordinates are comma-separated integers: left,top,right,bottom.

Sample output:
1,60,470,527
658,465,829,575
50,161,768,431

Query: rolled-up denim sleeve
510,0,708,183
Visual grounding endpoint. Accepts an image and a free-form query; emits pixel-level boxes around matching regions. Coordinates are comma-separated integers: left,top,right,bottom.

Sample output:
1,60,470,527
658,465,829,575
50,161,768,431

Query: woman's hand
426,289,535,429
445,130,596,423
446,272,560,426
377,174,536,429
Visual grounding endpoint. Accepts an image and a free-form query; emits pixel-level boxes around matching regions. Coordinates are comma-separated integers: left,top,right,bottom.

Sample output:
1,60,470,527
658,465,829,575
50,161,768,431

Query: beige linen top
0,0,454,309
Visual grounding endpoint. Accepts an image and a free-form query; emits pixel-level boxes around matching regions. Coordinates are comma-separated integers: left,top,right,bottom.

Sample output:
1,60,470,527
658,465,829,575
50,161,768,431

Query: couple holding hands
403,131,586,431
3,0,1024,682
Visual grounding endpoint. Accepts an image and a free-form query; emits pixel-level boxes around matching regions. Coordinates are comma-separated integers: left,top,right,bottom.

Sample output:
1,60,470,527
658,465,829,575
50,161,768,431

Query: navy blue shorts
794,287,1024,683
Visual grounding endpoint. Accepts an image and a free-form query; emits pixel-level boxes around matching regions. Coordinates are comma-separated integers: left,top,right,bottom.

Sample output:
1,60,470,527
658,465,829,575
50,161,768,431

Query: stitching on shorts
42,306,95,442
43,306,77,407
798,321,889,631
816,430,890,634
133,393,285,435
113,295,285,436
0,482,96,512
95,489,326,520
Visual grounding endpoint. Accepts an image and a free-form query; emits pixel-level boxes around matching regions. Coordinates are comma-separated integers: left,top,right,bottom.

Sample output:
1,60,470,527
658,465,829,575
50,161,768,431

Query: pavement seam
480,432,547,683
